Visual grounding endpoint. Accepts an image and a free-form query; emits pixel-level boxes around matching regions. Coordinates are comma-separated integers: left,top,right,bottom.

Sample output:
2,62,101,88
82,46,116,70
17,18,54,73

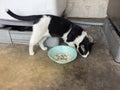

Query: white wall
65,0,109,18
0,0,66,20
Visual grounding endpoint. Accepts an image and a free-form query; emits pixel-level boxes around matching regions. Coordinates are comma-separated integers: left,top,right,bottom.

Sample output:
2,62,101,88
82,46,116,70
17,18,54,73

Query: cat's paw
41,47,48,51
29,52,35,56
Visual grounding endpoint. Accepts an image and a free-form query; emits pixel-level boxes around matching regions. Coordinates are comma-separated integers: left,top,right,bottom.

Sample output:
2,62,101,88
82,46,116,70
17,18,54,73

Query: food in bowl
54,53,71,61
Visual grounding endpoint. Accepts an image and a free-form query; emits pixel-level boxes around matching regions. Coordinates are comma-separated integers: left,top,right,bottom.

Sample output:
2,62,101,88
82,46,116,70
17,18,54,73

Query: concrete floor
0,25,120,90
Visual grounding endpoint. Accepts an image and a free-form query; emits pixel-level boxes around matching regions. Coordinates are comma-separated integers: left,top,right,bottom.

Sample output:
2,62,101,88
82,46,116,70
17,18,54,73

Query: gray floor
0,25,120,90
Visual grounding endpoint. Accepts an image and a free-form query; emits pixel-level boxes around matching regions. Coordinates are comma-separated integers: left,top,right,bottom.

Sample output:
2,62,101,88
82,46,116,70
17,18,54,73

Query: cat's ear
90,42,94,46
87,35,93,43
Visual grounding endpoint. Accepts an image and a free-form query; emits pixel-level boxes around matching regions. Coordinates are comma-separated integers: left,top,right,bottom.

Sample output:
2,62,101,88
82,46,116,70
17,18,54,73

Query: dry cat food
54,53,71,61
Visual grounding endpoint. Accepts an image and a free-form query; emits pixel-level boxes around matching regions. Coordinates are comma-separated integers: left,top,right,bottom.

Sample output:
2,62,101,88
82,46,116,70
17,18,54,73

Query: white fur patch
30,16,50,44
62,27,71,42
73,31,87,52
81,52,89,58
69,31,87,50
62,27,75,47
29,15,51,55
74,31,87,47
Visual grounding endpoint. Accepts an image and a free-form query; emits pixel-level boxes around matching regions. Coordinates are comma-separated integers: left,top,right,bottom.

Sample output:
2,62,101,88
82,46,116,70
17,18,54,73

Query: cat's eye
80,45,85,52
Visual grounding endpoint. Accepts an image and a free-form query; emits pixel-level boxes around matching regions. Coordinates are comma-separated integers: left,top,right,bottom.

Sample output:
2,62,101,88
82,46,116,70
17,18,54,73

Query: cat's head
75,35,94,58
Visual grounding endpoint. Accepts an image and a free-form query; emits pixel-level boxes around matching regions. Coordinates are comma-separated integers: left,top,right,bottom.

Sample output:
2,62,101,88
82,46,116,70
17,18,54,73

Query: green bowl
48,45,77,64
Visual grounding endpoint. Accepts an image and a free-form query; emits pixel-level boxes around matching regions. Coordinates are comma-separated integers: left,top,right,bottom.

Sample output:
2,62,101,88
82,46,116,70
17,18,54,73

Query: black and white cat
6,9,94,58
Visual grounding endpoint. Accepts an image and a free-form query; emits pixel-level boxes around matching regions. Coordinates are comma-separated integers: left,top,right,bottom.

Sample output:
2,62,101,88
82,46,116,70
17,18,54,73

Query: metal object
107,0,120,35
104,19,120,62
105,0,120,62
70,20,104,26
0,28,11,43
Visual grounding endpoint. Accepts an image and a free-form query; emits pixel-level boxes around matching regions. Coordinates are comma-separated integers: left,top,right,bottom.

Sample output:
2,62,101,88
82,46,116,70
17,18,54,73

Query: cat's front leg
29,36,37,55
40,43,48,51
67,42,75,48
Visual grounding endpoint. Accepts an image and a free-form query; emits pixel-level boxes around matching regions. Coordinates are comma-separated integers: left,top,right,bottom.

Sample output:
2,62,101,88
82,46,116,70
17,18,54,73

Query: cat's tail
6,9,43,21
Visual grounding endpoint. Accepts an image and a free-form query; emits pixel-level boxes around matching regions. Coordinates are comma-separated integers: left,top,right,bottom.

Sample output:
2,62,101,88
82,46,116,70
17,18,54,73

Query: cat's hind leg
29,42,35,56
39,36,48,51
29,26,45,55
29,15,51,55
29,34,40,55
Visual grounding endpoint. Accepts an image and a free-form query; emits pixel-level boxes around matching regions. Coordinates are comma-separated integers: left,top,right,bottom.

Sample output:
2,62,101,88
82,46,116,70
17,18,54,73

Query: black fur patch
7,9,42,21
48,16,72,37
66,25,84,42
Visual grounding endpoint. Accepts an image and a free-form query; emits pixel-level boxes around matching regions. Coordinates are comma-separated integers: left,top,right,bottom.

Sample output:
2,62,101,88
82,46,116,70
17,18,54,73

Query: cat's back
48,15,73,37
50,15,72,25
